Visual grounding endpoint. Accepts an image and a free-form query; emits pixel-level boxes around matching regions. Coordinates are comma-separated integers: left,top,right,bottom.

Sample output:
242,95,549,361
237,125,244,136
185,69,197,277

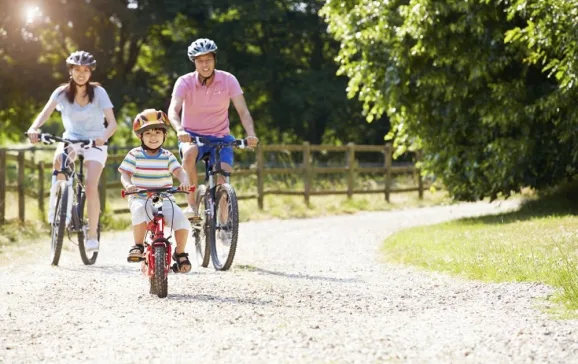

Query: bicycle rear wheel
151,245,168,298
210,183,239,271
77,192,100,265
50,183,67,266
193,185,210,267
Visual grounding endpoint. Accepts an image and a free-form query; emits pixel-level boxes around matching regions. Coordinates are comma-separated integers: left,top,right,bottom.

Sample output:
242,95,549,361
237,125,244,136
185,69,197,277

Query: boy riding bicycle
118,109,193,273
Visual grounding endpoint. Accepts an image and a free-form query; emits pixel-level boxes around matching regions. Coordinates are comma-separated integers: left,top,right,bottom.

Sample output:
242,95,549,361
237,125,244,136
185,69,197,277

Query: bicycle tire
50,183,67,266
193,185,210,268
210,183,239,271
77,192,100,265
152,245,168,298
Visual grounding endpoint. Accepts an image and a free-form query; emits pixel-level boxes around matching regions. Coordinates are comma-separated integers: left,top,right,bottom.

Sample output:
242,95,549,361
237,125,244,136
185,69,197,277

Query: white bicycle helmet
66,51,96,70
187,38,218,61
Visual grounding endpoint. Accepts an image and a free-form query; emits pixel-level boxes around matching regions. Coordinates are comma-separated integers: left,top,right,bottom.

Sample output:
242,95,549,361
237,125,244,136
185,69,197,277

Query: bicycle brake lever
40,134,54,145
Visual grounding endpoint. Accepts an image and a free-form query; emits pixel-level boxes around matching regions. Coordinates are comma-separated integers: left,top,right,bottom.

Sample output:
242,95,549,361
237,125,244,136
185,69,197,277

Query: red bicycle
121,187,193,298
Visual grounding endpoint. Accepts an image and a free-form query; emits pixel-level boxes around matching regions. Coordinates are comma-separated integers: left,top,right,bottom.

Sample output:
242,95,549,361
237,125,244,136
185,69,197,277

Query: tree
321,0,578,200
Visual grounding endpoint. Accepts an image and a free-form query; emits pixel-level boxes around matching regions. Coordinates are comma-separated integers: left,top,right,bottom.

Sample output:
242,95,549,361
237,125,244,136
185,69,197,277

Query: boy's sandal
127,245,144,262
173,252,192,273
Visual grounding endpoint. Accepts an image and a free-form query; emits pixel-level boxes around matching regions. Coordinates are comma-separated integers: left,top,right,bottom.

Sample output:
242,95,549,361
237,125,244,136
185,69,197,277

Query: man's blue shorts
178,131,236,167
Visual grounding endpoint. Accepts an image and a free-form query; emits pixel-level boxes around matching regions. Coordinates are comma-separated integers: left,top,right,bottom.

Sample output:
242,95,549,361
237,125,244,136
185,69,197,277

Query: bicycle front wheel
50,183,67,266
210,183,239,271
193,185,210,268
77,192,100,265
151,245,168,298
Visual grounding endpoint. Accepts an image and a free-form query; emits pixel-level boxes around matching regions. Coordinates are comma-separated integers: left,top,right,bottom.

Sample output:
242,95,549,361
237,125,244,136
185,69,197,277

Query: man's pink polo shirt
172,70,243,137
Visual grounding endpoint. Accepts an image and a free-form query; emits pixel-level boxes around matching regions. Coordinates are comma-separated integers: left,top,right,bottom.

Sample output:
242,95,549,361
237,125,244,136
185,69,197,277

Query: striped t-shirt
118,147,181,190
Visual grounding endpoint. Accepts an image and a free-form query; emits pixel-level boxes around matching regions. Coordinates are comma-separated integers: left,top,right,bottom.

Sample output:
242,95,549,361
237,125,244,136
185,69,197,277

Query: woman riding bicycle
27,51,118,253
167,38,259,217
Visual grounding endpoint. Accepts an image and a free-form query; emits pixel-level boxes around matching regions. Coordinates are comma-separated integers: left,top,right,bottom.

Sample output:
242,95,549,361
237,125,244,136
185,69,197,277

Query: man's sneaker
85,238,99,253
183,206,202,224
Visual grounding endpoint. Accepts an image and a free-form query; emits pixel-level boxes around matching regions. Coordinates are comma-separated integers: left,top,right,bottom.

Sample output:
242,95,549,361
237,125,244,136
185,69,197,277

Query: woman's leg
84,161,103,239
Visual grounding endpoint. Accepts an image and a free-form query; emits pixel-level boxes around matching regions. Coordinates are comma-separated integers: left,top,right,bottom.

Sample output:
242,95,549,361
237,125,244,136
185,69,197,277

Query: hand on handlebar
178,182,194,192
177,130,191,143
26,129,40,144
95,138,106,147
125,184,138,193
246,135,259,148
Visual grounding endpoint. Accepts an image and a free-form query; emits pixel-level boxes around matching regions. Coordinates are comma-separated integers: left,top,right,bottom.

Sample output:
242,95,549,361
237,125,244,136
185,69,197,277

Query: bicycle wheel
50,183,67,266
77,192,100,265
210,183,239,271
193,185,210,267
151,245,168,298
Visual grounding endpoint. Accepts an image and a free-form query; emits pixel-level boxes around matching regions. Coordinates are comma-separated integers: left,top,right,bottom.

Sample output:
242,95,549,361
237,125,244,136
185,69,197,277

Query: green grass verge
382,182,578,312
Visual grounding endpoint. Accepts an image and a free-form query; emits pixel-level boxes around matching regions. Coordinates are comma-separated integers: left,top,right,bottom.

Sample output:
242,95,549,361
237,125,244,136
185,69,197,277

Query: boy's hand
178,182,191,191
125,185,138,193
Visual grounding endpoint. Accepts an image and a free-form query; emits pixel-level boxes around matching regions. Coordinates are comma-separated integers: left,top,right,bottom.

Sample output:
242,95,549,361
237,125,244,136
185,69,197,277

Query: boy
118,109,192,273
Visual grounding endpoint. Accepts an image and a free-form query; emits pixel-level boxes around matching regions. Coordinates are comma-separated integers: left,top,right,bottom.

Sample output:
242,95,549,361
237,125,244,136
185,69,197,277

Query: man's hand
246,135,259,148
177,130,191,143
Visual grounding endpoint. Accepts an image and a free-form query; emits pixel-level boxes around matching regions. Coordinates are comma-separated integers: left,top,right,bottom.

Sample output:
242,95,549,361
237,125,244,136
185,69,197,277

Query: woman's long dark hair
59,78,102,104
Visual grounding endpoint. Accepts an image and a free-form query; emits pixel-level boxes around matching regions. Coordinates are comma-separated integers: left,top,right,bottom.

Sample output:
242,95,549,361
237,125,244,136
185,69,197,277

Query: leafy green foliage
322,0,578,201
0,0,388,148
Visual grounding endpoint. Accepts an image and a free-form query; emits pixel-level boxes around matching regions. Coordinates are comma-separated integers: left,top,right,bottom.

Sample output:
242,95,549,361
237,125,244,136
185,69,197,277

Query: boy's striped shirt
118,147,181,190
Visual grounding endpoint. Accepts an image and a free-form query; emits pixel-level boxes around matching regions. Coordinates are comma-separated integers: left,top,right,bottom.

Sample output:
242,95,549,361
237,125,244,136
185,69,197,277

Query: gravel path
1,200,577,363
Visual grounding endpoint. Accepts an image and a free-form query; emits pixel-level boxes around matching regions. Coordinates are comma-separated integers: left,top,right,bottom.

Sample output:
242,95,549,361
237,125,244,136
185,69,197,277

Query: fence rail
0,142,426,224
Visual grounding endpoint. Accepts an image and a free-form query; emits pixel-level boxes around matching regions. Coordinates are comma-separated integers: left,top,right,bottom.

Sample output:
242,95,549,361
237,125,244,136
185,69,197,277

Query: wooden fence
0,142,425,223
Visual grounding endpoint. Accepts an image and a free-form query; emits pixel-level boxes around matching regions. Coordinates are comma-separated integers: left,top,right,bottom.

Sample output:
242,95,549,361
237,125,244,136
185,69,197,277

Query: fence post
256,144,264,210
38,161,45,218
0,149,5,223
347,143,355,199
18,151,25,222
384,143,392,202
99,165,107,213
303,142,311,207
416,150,424,200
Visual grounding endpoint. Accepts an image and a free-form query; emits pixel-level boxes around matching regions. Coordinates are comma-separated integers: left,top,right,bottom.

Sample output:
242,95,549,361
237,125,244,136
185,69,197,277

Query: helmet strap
199,71,215,86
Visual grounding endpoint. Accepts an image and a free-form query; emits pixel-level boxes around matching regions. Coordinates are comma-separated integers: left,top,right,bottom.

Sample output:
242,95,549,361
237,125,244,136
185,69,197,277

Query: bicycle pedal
188,216,202,223
127,256,144,263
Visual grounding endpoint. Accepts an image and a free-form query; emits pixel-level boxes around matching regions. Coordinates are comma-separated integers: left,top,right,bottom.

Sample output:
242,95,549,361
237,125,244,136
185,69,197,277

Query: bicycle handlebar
25,132,103,150
121,186,195,199
190,136,248,149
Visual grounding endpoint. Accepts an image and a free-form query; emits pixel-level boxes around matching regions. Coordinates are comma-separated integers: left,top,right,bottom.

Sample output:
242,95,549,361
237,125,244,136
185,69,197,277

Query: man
168,38,259,215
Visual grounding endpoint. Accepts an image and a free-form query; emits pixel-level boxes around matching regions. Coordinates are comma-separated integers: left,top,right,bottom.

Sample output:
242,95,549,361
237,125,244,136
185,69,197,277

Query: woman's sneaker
85,238,99,253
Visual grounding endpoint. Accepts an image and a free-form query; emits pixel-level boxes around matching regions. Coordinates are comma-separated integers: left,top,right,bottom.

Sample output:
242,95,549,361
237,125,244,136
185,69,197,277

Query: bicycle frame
141,195,173,278
192,137,247,213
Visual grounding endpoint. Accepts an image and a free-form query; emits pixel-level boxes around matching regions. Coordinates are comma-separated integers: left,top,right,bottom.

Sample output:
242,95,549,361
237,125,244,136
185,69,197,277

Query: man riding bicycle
167,38,259,217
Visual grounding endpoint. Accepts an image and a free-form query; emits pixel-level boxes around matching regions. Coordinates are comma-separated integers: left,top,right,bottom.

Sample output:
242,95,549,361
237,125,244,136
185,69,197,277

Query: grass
382,182,578,312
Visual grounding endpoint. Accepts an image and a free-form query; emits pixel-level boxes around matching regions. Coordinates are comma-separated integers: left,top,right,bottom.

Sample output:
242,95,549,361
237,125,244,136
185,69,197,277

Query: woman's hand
95,138,106,146
27,128,40,143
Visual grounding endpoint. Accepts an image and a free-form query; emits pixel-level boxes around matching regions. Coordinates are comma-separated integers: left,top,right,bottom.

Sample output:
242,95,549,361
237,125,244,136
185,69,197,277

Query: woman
27,50,117,253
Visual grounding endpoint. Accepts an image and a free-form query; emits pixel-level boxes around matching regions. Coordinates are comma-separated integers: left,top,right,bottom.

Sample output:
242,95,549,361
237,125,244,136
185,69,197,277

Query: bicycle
32,133,102,266
189,136,249,271
121,187,192,298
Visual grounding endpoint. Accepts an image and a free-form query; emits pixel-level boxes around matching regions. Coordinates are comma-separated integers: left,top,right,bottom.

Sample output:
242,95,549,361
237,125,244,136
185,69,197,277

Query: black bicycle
189,136,249,271
35,133,102,266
